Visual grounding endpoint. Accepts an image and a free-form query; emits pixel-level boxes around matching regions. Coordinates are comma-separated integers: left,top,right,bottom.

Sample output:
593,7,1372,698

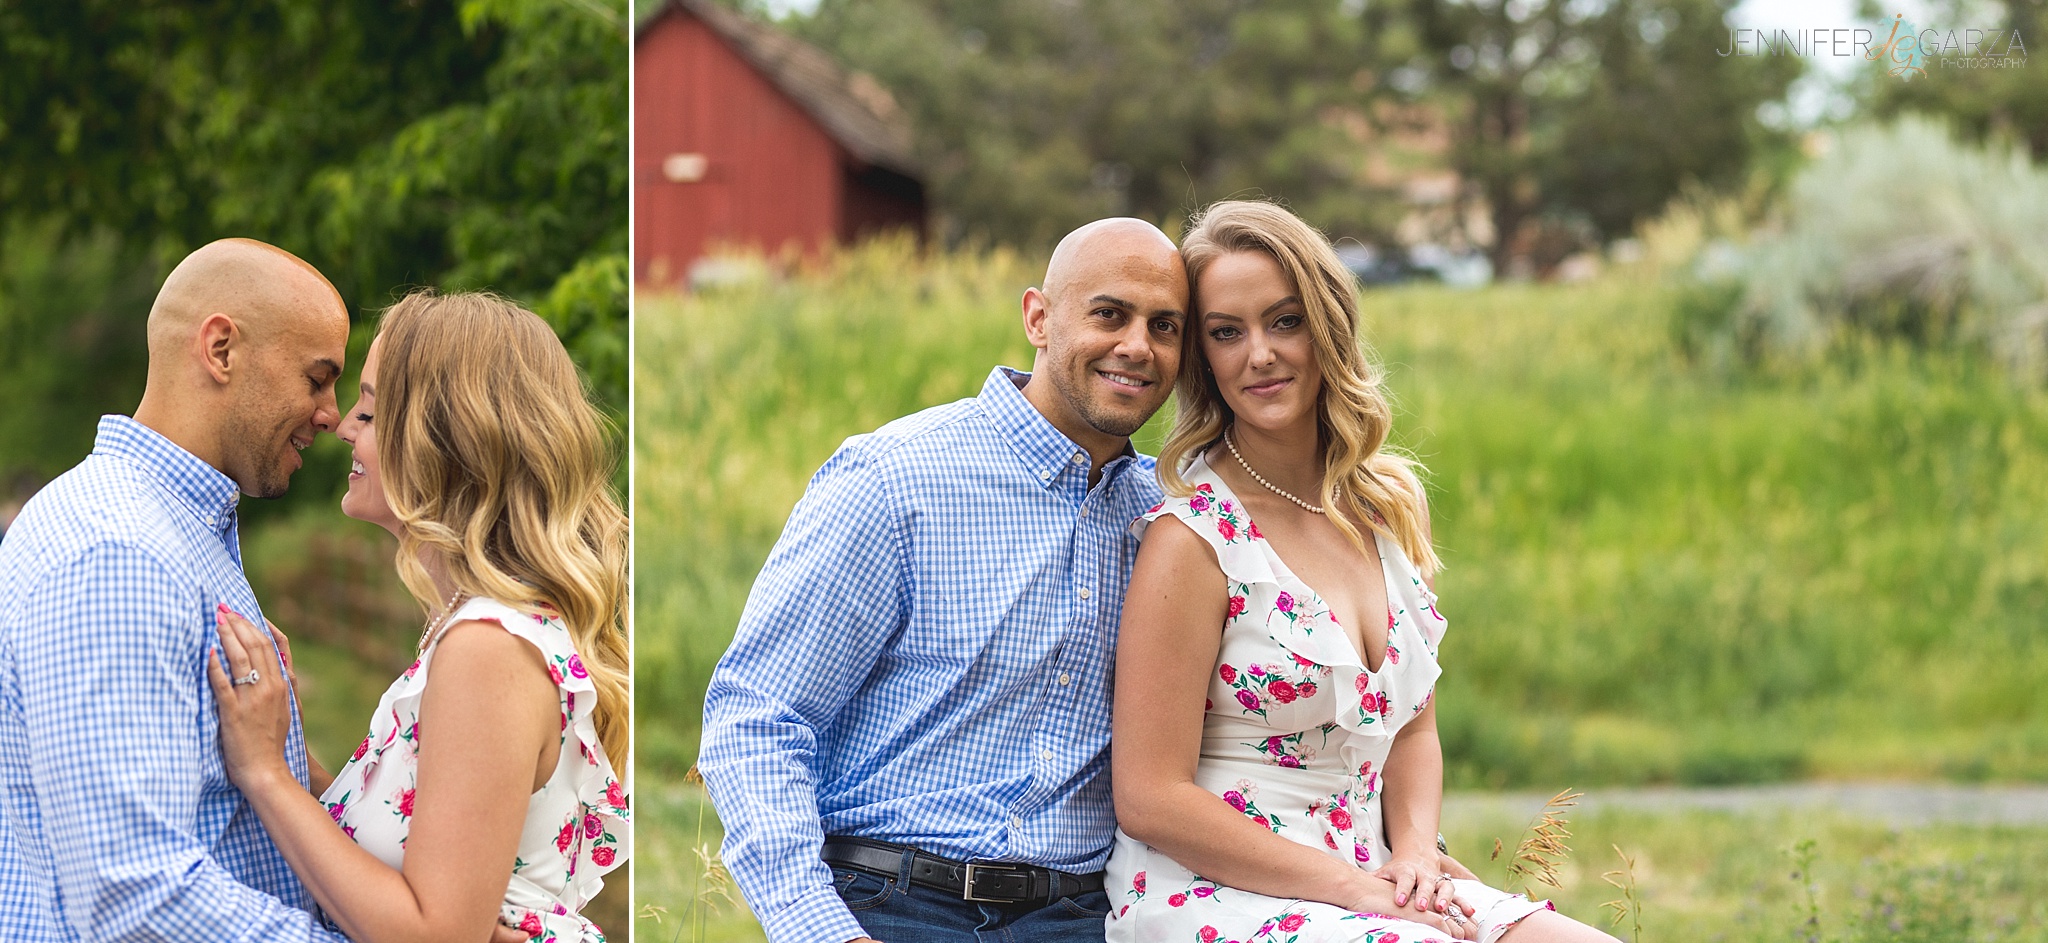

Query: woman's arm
210,609,546,943
306,753,336,797
1376,700,1450,913
1111,518,1459,932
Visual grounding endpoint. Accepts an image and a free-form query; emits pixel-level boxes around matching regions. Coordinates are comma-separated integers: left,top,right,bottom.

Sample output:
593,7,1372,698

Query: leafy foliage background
0,0,627,508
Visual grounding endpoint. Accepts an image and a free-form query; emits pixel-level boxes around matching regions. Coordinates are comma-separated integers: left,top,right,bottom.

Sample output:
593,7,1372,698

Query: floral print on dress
1184,483,1260,545
1105,454,1547,943
318,597,628,943
1243,722,1336,769
1221,778,1286,833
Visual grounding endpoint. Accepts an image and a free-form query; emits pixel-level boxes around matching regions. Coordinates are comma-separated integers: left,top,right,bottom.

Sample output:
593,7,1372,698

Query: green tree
792,0,1427,248
0,0,626,490
1401,0,1799,272
788,0,1795,267
1857,0,2048,157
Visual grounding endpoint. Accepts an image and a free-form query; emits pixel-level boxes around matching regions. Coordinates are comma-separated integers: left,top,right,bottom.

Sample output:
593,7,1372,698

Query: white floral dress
1105,456,1548,943
321,596,630,942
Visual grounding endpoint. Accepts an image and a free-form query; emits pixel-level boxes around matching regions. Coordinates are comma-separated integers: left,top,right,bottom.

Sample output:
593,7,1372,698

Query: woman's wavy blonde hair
1159,200,1440,575
374,290,631,764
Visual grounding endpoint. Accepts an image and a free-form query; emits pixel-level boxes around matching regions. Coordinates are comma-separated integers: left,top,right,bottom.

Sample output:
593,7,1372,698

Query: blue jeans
830,850,1111,943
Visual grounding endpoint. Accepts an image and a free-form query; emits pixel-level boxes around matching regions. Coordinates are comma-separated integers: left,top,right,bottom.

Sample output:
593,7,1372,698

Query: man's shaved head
147,238,345,364
134,238,349,497
1020,218,1189,467
1041,217,1180,308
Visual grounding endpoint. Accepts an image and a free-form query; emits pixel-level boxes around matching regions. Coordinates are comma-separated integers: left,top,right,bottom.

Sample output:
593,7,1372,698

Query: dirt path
1444,783,2048,827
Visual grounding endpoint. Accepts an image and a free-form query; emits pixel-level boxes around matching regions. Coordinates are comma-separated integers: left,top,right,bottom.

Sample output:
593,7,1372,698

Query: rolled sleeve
19,543,344,942
700,444,909,943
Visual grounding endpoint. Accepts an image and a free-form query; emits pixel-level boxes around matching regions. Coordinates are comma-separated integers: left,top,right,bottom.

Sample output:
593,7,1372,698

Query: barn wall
634,13,845,285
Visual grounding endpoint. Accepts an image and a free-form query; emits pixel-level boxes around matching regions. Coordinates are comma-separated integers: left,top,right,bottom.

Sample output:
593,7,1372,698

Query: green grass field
632,240,2048,938
635,780,2048,943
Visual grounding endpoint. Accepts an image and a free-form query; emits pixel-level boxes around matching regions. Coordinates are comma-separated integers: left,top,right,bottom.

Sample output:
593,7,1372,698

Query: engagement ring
235,669,260,686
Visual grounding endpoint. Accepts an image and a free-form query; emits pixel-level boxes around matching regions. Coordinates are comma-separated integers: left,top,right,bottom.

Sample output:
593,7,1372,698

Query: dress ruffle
1133,456,1442,739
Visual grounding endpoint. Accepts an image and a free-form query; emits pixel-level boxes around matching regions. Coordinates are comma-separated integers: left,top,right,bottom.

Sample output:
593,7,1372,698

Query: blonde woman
206,291,630,943
1105,202,1613,943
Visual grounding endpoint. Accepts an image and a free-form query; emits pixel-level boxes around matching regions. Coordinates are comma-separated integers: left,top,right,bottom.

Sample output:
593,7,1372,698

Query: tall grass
636,238,2048,786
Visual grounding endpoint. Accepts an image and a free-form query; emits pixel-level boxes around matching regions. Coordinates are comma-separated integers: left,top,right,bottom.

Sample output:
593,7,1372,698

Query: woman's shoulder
439,595,571,644
1134,453,1279,586
433,595,589,685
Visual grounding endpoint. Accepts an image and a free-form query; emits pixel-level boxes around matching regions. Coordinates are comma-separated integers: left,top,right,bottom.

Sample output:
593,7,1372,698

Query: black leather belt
822,837,1105,904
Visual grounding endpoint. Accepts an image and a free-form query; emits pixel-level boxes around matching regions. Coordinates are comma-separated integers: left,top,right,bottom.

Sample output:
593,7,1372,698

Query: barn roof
639,0,922,178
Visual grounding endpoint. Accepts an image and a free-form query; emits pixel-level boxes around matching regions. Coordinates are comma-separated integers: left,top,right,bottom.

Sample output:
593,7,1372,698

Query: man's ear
1021,287,1052,350
196,313,239,385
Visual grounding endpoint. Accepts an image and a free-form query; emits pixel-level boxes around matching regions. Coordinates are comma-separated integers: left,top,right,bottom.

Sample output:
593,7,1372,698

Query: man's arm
20,543,348,942
699,446,909,943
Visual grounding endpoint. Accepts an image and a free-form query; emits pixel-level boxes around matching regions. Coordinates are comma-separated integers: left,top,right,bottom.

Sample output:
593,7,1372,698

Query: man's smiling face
1028,222,1189,449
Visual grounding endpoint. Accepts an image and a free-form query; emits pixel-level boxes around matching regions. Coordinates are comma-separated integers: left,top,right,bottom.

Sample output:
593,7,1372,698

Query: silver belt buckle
961,862,1024,902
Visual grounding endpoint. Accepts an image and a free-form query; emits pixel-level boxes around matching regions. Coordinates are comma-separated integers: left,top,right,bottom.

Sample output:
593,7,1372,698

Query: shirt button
1040,470,1052,481
1059,672,1072,686
1010,815,1024,829
1041,749,1054,761
1078,587,1091,600
1073,452,1086,464
1079,506,1090,518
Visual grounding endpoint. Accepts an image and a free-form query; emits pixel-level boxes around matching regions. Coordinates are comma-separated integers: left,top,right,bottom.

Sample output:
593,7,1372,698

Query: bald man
0,239,351,941
700,219,1190,943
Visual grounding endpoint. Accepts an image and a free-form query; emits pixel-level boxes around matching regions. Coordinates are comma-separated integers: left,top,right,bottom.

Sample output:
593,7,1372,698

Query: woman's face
1196,250,1322,437
337,336,401,535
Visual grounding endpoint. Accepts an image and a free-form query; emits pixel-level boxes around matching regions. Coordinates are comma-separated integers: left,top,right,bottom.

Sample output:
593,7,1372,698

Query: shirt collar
92,414,242,531
978,367,1138,490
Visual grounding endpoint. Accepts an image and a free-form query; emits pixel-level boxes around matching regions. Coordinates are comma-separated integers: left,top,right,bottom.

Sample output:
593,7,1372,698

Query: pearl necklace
417,591,471,654
1224,426,1326,514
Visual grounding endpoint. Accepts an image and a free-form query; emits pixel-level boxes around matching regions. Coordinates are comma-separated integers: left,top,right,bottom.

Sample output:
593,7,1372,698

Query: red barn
634,0,927,286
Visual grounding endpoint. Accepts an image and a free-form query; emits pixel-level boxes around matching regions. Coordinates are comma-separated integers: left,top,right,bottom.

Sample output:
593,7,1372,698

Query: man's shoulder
830,395,992,471
0,456,187,590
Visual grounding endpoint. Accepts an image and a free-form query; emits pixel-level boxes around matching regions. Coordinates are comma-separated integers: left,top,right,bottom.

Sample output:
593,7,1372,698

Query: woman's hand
1375,853,1454,918
204,603,296,795
1340,870,1475,941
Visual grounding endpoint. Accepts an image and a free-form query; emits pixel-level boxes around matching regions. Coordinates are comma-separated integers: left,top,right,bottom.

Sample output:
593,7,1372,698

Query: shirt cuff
760,883,870,943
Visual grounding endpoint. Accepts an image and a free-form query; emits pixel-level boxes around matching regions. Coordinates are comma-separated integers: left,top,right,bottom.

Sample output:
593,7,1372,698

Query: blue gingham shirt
700,367,1165,943
0,416,341,942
